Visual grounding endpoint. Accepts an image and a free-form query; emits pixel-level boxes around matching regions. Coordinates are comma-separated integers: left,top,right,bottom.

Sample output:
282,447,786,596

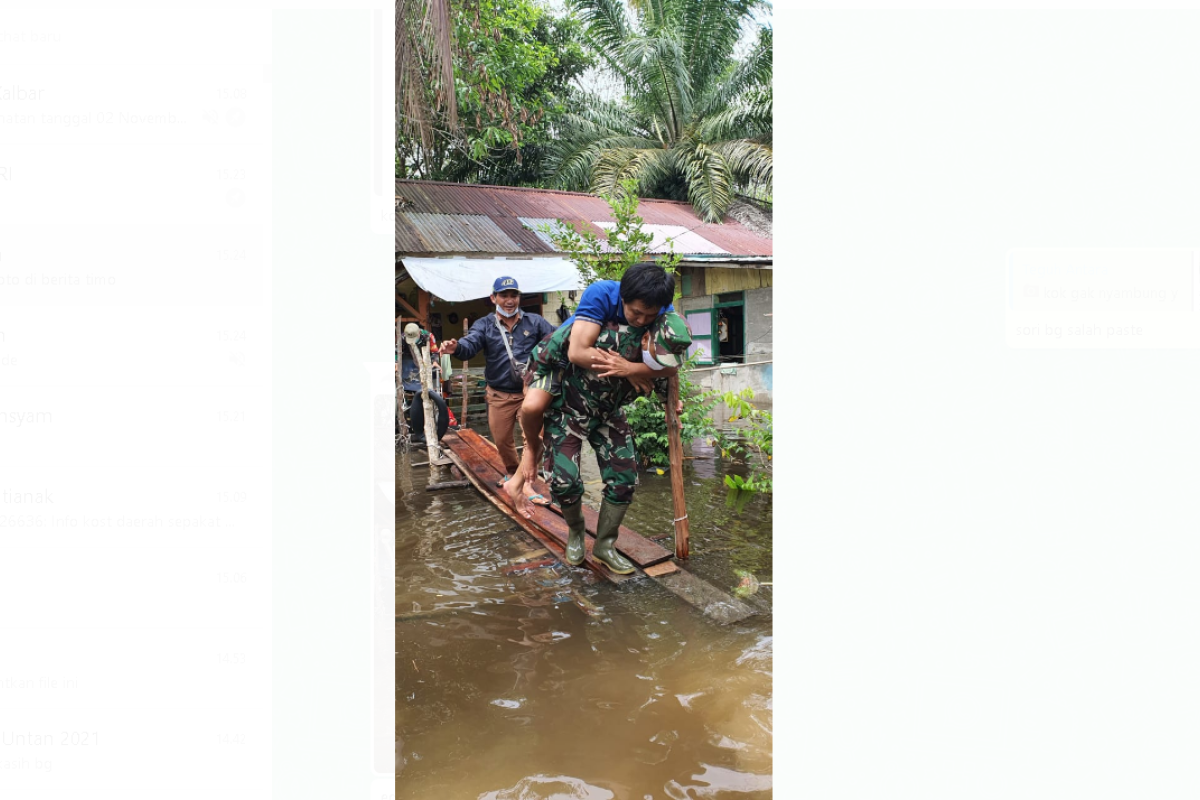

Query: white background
783,7,1200,798
0,3,394,798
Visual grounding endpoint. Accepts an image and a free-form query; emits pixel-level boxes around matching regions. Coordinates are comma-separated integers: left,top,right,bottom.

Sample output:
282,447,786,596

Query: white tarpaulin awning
400,257,582,301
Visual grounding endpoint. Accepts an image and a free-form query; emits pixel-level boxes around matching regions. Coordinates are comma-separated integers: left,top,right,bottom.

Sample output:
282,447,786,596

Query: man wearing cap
440,277,555,481
503,310,692,574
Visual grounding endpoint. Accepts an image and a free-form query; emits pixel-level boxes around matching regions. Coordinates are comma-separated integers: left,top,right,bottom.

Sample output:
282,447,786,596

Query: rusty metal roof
402,213,520,253
396,180,772,258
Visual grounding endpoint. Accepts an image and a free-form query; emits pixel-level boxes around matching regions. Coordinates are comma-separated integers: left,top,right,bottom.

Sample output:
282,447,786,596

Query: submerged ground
396,443,772,799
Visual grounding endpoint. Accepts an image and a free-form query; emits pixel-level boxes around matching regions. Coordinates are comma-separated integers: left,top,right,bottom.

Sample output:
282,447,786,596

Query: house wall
675,268,773,405
744,287,773,359
689,360,773,413
701,266,772,294
678,284,773,359
543,290,577,326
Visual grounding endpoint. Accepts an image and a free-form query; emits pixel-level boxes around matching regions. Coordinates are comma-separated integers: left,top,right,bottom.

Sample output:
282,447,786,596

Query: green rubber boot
591,500,635,575
562,499,587,567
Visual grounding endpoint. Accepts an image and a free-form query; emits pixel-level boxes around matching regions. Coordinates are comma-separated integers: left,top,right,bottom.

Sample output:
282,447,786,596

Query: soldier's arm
591,349,678,382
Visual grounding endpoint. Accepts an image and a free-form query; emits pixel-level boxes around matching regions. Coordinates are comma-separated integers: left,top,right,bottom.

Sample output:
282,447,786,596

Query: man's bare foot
504,475,536,518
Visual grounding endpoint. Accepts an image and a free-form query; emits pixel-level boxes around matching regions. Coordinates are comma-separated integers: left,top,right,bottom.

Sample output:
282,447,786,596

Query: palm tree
397,0,456,148
545,0,772,222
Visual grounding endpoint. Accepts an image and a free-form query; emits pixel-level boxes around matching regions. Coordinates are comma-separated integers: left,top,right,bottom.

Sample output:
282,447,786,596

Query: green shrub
624,358,721,468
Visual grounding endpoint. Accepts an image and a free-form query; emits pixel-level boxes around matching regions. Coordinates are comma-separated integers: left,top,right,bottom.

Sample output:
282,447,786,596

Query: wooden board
441,430,760,624
454,427,673,567
653,570,758,625
442,434,634,585
425,481,470,491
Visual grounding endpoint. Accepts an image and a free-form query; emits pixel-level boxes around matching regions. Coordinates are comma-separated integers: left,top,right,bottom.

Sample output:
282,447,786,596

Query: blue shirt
565,280,674,329
452,311,556,393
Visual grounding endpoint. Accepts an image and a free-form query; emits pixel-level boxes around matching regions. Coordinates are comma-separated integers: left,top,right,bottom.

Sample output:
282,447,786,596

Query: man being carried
504,268,691,573
504,263,680,511
564,261,677,395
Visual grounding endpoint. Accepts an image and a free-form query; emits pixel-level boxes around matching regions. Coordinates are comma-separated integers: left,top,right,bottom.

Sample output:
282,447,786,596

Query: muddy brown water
396,443,772,800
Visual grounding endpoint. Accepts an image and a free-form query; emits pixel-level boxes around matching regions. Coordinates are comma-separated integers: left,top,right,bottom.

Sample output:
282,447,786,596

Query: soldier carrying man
504,264,692,574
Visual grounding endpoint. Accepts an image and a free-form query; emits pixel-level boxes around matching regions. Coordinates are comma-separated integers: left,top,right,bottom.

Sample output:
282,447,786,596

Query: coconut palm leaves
547,0,772,222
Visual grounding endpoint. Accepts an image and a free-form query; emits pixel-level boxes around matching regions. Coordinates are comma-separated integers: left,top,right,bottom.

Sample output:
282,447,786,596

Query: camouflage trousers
543,409,639,506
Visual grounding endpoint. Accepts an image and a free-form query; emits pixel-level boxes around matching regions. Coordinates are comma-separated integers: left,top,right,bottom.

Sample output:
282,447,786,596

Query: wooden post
665,373,690,559
459,317,469,429
417,288,430,328
396,293,421,321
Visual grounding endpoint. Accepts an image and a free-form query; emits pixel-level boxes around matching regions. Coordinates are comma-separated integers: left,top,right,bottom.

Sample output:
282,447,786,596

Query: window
713,291,746,363
685,308,715,365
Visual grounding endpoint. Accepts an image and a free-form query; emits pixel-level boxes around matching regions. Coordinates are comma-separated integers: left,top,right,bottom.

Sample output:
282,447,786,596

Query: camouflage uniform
527,320,666,506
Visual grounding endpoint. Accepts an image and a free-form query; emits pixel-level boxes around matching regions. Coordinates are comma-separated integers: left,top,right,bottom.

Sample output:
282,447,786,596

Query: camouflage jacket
530,319,668,424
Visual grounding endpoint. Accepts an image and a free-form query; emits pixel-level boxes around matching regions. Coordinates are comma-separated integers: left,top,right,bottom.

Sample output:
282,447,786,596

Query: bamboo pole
404,324,439,466
396,318,408,444
665,373,689,559
460,317,469,429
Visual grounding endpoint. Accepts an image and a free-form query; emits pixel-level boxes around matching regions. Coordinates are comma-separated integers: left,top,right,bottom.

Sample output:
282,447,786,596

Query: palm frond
544,104,656,189
569,0,632,58
678,142,734,223
696,88,772,143
709,139,773,192
635,0,672,31
693,27,771,121
617,34,692,141
591,146,675,197
679,0,760,96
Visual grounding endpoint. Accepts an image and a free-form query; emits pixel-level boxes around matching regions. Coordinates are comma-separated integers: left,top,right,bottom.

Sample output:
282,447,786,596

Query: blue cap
493,276,520,293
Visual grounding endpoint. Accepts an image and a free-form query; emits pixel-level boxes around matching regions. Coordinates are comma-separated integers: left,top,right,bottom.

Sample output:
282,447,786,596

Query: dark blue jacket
452,311,555,393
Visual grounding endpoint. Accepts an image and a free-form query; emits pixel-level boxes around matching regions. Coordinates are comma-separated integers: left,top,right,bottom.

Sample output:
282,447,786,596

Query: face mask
642,348,665,371
495,304,519,318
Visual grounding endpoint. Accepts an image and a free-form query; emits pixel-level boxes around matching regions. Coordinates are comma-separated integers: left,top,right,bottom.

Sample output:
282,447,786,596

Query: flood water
396,441,773,800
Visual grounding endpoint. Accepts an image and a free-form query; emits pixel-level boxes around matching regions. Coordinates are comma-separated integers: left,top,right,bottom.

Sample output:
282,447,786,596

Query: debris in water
733,569,773,598
490,698,523,709
569,590,603,617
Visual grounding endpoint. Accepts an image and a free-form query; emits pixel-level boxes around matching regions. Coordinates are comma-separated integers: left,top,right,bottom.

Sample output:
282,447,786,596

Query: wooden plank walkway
454,428,673,567
437,429,760,625
442,431,637,585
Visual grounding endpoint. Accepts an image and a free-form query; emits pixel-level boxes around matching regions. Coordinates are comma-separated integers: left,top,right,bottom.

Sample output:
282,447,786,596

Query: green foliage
624,357,722,468
541,177,681,290
713,387,772,507
543,182,721,471
544,0,772,222
624,394,671,468
397,0,592,184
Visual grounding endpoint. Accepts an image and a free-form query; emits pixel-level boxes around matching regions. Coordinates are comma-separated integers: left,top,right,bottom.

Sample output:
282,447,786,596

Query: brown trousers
485,385,526,476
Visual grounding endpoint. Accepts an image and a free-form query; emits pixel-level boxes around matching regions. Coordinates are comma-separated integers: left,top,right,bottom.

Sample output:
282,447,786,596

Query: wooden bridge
439,427,761,624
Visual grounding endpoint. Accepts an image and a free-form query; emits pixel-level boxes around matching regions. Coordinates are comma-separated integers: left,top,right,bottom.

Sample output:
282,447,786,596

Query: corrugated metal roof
593,222,729,255
396,180,772,257
399,213,520,253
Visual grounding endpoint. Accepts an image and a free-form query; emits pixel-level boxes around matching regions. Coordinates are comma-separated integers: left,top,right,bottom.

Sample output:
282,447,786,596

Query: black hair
619,262,675,309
